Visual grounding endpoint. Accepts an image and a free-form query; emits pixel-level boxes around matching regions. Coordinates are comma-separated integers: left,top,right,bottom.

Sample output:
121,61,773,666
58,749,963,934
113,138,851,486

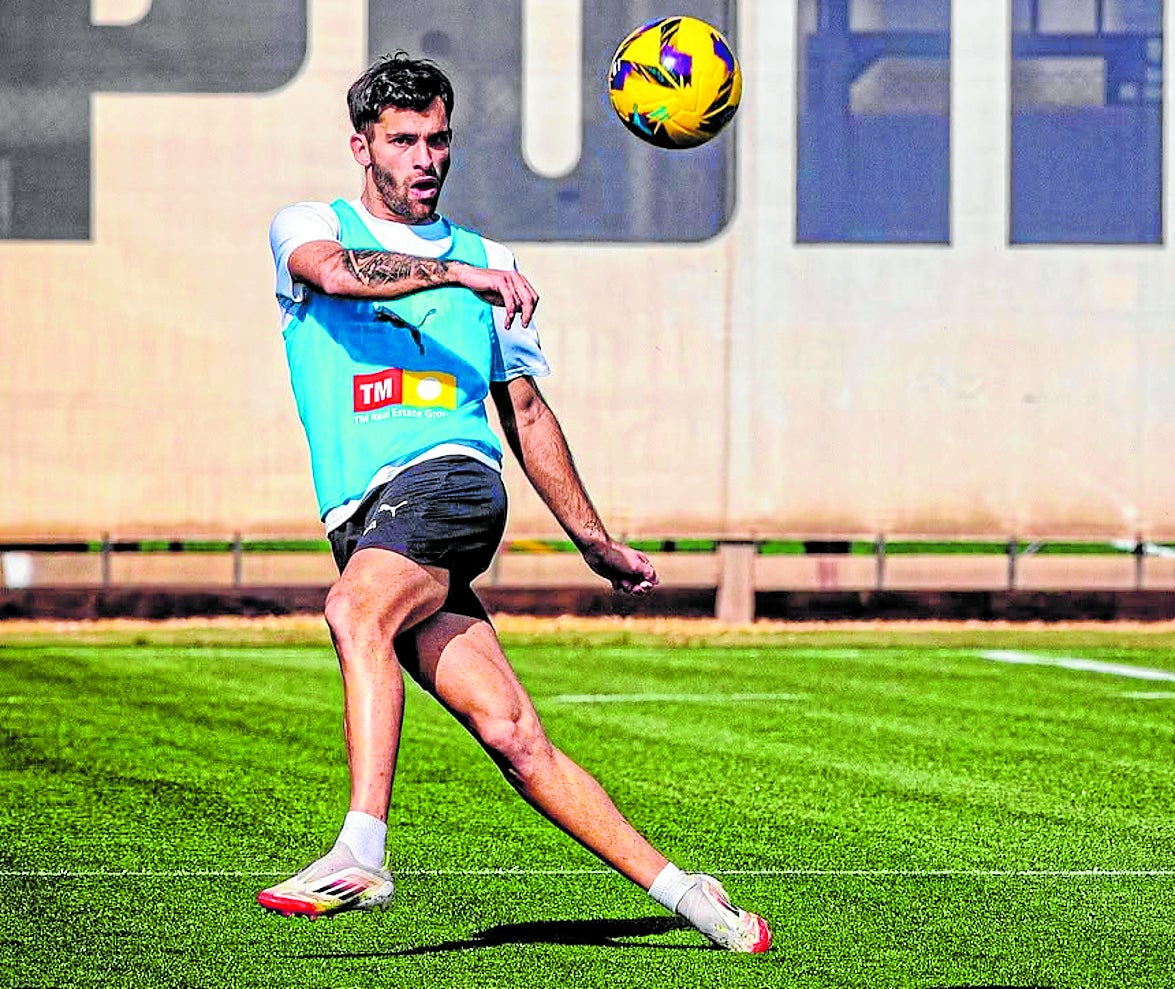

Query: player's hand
452,264,538,328
581,540,659,596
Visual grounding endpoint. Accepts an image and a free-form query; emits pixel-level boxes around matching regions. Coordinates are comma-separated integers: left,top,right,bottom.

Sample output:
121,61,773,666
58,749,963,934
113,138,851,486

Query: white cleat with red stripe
257,844,394,919
678,874,772,953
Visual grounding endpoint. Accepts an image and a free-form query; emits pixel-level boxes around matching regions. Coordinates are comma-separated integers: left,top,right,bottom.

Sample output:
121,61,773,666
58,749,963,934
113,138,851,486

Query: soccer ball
607,16,742,150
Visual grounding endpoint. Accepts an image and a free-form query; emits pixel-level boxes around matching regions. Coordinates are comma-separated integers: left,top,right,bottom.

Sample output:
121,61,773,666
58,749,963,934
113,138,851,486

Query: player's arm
490,375,658,595
289,240,539,327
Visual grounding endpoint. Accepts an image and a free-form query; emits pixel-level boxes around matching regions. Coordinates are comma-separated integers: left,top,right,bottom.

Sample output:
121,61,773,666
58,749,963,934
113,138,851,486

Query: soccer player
259,52,770,953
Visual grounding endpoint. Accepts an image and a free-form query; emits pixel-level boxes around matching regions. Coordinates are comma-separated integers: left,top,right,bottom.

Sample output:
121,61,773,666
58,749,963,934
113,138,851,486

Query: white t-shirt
269,199,550,531
269,199,550,381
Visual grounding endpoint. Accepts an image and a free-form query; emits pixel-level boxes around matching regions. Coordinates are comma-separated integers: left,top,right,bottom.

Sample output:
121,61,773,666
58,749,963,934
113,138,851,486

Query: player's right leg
257,546,449,919
254,838,396,919
324,546,449,820
258,456,503,919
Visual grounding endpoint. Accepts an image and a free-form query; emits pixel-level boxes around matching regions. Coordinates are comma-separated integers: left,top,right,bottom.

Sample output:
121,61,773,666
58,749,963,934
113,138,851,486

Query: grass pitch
1,617,1173,988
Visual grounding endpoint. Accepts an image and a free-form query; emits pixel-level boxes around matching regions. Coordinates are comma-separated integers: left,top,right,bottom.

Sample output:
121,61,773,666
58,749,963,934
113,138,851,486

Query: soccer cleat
257,843,394,919
677,874,772,953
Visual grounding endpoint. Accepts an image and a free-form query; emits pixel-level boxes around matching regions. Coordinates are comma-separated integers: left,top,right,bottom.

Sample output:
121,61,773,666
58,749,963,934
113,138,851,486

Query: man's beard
373,162,443,222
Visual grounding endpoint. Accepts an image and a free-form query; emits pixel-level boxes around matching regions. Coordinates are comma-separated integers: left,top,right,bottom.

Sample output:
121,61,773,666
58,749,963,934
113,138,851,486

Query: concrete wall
2,1,1172,542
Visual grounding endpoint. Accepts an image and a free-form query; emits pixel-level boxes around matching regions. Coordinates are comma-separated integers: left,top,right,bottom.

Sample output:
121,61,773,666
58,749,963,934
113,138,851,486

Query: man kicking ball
258,51,770,954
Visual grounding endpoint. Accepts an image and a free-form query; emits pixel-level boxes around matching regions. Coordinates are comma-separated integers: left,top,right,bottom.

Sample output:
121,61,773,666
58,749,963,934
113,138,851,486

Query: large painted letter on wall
0,0,306,240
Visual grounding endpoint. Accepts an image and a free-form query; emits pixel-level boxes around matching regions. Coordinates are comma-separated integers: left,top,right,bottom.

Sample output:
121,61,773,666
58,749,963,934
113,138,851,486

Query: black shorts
327,455,507,621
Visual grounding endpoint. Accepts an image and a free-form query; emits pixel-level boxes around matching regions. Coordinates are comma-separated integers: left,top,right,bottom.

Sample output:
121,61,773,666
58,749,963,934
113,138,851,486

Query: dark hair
347,52,455,133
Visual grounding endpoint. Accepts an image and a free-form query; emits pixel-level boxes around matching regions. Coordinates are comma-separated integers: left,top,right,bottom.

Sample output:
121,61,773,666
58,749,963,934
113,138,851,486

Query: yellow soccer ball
607,15,743,149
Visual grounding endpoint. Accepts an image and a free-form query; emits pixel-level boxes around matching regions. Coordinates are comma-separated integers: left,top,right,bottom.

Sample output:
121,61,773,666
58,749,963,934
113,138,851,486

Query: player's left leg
408,610,667,887
403,610,772,952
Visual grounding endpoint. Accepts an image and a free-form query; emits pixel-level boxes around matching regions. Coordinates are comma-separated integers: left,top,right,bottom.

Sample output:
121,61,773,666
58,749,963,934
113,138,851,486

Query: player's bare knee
323,581,386,656
323,581,358,643
477,710,552,784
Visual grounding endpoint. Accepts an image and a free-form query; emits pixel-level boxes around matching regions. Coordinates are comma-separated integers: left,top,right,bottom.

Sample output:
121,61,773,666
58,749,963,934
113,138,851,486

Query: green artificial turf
1,621,1172,987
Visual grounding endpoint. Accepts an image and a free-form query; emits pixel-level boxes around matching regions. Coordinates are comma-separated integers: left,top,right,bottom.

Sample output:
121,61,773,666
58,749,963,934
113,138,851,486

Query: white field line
1122,691,1175,700
545,692,806,704
3,868,1174,879
978,650,1175,682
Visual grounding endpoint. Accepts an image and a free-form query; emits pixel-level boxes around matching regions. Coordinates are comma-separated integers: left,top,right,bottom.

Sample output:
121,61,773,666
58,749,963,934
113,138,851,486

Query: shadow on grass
293,915,708,958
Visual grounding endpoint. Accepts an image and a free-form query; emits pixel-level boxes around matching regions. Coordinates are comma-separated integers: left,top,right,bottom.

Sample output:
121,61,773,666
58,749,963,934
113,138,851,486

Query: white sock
335,811,388,870
647,863,697,913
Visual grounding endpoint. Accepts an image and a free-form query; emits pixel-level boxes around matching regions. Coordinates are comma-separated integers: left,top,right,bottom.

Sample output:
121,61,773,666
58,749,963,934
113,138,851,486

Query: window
1011,0,1163,244
797,0,951,243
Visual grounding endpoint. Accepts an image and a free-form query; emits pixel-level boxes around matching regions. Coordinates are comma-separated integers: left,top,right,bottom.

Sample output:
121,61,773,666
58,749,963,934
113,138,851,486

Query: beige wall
2,2,1173,542
724,3,1175,540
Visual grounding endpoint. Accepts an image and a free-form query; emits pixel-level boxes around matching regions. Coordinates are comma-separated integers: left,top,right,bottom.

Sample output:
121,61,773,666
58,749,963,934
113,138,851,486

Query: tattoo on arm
343,249,449,288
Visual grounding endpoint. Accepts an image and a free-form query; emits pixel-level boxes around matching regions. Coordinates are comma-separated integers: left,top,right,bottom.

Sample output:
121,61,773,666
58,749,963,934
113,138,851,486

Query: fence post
101,533,112,587
1007,537,1018,590
874,534,886,591
232,533,243,587
1135,535,1145,590
716,541,756,624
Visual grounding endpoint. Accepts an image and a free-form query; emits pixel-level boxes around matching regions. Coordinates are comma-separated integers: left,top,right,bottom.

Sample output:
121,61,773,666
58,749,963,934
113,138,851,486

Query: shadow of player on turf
295,916,708,958
401,916,704,956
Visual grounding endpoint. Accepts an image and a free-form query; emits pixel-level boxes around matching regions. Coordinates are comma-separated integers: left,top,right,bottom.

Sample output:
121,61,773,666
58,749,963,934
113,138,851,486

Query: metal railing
2,535,1172,591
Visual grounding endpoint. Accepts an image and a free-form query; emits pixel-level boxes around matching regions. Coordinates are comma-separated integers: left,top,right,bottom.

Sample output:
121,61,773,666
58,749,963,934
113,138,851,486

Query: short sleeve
481,239,551,382
269,202,340,305
490,319,550,382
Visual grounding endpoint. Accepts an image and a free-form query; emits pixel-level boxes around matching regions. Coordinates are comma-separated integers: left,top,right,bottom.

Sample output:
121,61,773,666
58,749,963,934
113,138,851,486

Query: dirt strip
3,613,1175,639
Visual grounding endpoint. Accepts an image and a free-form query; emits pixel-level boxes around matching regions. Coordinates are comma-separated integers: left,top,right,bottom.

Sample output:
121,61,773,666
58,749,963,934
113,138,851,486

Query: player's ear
350,131,372,167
